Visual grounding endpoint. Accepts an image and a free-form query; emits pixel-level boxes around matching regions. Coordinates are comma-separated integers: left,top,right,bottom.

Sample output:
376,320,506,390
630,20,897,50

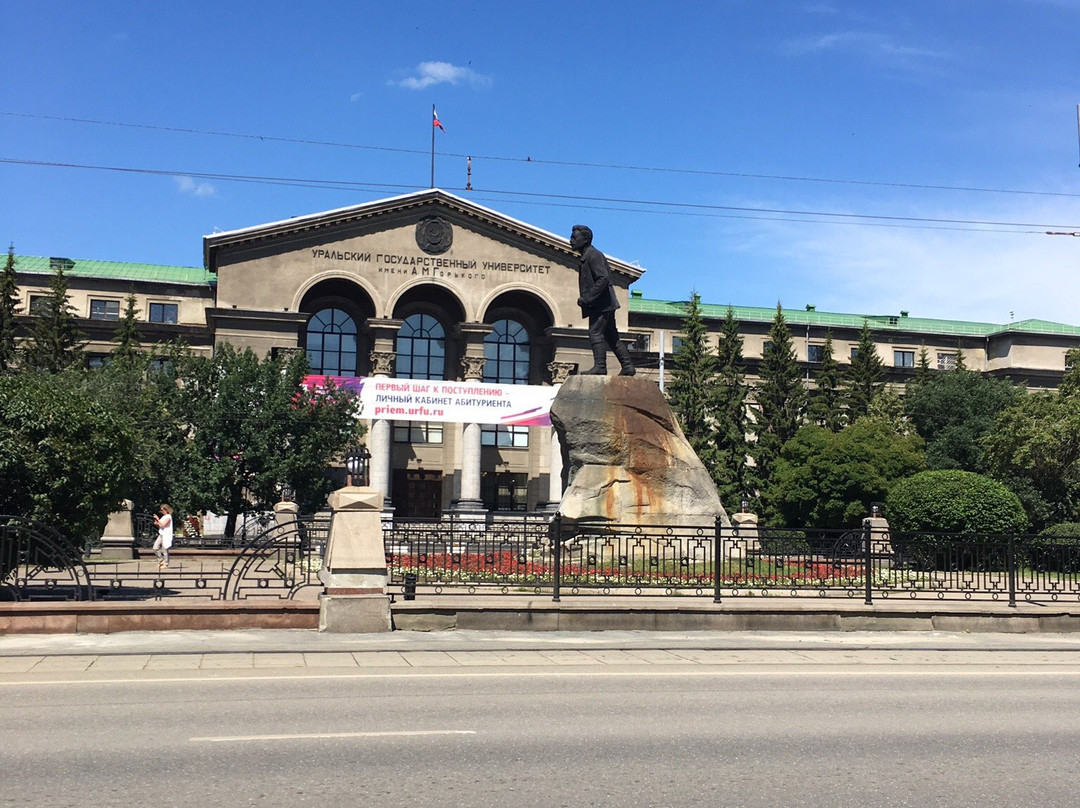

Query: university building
13,189,1080,518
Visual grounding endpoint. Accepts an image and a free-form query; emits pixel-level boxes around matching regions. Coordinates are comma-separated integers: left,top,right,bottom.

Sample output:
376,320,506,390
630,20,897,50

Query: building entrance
392,469,443,518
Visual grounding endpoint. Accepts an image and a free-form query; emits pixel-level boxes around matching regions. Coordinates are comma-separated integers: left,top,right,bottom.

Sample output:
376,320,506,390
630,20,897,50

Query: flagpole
431,104,436,188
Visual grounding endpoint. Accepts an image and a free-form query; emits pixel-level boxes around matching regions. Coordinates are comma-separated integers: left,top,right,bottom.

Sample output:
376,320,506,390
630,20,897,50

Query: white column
458,421,483,507
369,417,392,508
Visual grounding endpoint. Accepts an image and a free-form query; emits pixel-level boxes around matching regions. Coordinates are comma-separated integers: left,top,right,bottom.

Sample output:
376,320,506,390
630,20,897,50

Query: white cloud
173,176,216,197
785,30,950,63
741,197,1080,325
391,61,491,90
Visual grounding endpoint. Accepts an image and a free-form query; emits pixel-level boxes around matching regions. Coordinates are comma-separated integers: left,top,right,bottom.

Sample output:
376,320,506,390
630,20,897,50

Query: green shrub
886,470,1028,534
1039,522,1080,539
1024,523,1080,573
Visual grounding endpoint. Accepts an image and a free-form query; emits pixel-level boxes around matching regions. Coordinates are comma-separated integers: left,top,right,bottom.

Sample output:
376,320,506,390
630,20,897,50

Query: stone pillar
451,324,493,515
728,506,760,557
98,499,136,560
864,512,893,557
272,499,299,532
455,421,485,512
365,317,402,514
318,486,391,632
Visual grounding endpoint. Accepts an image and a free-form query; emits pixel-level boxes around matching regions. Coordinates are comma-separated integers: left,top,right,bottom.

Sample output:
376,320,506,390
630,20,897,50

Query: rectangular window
28,295,50,315
630,333,651,352
849,347,860,360
481,424,529,448
481,471,528,511
148,357,173,374
393,421,443,444
894,350,915,368
937,353,957,371
87,354,110,369
149,302,179,324
807,344,826,363
89,299,120,320
671,336,684,355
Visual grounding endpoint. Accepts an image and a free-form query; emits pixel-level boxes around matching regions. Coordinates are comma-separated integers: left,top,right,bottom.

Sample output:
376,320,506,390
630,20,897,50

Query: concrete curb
3,594,1080,635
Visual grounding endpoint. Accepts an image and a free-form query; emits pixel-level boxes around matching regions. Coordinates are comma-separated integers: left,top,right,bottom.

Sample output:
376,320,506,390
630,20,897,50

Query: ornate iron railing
1,516,95,601
384,513,555,594
386,516,1080,605
1,513,330,602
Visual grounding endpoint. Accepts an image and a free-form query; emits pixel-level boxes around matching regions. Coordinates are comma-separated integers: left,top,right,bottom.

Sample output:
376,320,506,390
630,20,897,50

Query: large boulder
550,375,729,526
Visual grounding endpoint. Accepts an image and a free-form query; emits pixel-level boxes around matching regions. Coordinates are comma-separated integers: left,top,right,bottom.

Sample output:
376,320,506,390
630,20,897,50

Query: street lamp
345,445,371,487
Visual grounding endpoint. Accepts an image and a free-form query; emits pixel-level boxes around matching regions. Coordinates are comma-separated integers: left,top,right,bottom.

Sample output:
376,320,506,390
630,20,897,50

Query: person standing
571,225,635,376
153,504,173,569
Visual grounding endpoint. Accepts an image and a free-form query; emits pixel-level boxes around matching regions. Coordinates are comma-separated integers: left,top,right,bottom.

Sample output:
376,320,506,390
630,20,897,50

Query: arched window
396,313,446,380
306,308,357,376
394,314,447,445
481,318,530,450
483,319,530,385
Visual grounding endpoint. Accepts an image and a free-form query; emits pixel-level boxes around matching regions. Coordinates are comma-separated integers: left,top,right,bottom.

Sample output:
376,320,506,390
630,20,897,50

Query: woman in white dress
153,504,174,569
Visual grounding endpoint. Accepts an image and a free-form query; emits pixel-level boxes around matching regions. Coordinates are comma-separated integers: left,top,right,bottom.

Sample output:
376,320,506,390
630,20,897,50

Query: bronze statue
571,225,635,376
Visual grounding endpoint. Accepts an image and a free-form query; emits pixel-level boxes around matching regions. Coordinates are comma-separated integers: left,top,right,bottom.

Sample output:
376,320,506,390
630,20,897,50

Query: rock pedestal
550,375,729,527
318,487,391,632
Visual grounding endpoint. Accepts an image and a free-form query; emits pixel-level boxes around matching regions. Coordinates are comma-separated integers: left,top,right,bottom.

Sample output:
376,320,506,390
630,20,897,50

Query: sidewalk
4,626,1080,680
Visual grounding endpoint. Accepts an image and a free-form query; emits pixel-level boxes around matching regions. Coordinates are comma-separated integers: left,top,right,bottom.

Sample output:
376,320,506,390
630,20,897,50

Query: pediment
204,189,644,282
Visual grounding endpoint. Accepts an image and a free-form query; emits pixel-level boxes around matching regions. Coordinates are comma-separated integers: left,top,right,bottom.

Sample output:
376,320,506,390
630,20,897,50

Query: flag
433,105,445,132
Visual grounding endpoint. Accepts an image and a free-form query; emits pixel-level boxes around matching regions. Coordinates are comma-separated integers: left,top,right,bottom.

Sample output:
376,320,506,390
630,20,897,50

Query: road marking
3,666,1080,687
190,730,477,743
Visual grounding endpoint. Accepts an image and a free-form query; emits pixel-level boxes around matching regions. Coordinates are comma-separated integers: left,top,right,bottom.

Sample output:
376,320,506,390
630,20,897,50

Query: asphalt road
3,644,1080,808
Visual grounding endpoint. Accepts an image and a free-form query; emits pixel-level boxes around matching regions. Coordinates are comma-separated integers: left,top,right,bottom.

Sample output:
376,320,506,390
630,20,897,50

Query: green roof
628,296,1080,338
16,255,215,286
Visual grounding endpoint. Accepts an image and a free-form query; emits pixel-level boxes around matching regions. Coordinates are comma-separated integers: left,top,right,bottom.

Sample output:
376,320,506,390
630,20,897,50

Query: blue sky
2,0,1079,324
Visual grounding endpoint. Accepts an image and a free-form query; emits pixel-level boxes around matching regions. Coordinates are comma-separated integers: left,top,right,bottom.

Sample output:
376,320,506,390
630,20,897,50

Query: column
451,324,493,515
364,318,402,513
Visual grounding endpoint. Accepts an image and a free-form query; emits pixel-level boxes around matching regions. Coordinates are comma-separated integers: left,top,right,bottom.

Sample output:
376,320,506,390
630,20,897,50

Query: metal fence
384,513,555,594
9,510,1080,606
384,515,1080,605
2,513,330,602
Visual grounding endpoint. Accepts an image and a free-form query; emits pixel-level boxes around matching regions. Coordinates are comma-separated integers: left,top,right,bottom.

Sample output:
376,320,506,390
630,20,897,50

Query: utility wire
3,156,1077,234
5,110,1080,200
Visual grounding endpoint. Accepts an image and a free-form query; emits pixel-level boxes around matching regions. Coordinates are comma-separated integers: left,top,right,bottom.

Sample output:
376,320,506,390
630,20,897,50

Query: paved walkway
4,627,1080,680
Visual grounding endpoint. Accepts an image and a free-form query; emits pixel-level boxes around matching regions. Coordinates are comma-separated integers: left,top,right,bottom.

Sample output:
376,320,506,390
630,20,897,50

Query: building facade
14,189,1080,517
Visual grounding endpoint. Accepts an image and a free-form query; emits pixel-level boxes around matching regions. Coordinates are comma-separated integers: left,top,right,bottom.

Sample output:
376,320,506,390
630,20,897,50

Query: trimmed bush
1024,523,1080,573
886,470,1028,534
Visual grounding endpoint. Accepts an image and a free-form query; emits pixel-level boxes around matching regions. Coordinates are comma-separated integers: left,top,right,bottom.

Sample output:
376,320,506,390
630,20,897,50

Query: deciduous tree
766,420,924,528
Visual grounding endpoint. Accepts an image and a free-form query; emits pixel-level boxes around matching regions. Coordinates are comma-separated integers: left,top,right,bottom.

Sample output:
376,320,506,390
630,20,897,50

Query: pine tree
666,292,721,472
111,292,143,360
22,261,84,372
806,331,845,432
753,303,805,489
913,344,932,385
845,319,884,423
0,244,19,372
712,307,754,509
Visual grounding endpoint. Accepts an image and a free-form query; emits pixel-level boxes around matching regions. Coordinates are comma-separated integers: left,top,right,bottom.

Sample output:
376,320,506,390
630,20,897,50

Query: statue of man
571,225,635,376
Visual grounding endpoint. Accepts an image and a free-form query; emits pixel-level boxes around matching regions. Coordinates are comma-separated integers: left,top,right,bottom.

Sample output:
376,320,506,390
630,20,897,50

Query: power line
5,110,1080,200
3,156,1077,234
